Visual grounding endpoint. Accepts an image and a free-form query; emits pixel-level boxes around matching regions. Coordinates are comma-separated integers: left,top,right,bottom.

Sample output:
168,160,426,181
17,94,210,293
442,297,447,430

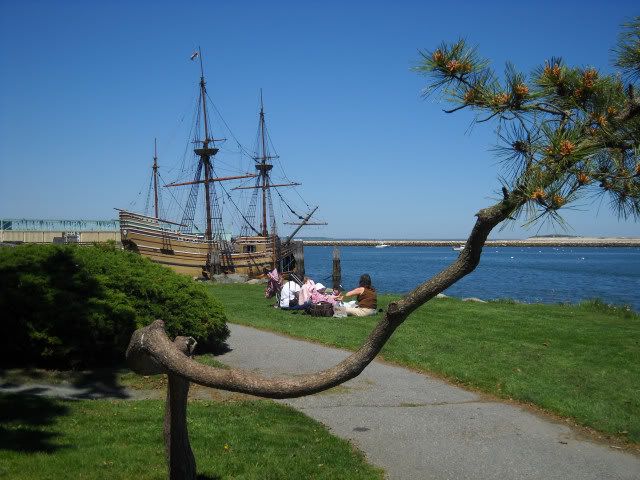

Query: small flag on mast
190,52,199,61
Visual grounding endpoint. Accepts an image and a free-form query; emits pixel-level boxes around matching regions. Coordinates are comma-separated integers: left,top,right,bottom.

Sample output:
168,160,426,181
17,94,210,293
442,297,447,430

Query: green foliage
615,17,640,81
0,244,229,369
414,19,640,229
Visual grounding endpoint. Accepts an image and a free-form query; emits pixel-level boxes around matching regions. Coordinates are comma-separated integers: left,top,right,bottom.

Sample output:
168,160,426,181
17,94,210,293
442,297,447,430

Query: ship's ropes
218,183,261,237
204,91,254,160
217,238,235,273
274,188,305,220
180,159,203,233
267,186,277,236
157,172,191,228
144,173,154,216
241,176,260,236
209,182,234,271
143,170,165,219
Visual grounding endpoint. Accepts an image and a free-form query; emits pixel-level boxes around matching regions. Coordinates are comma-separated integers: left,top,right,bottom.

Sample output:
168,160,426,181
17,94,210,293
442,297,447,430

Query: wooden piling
332,246,341,291
293,241,305,278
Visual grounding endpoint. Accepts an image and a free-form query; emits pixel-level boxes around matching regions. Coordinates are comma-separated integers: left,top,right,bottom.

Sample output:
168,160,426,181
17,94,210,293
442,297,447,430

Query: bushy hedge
0,243,229,369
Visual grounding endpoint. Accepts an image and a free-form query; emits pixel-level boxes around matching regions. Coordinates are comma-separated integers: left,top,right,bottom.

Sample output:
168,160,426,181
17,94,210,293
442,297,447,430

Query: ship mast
166,49,257,244
152,138,159,219
234,91,300,238
188,47,224,275
197,47,215,242
258,91,270,237
179,49,258,274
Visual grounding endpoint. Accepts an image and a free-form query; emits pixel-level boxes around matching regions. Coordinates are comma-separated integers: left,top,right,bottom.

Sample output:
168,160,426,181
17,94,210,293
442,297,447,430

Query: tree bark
163,336,197,480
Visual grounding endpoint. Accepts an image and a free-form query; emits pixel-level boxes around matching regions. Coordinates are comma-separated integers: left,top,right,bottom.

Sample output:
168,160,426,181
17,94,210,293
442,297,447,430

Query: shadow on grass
210,342,232,356
0,393,70,453
70,369,131,399
1,367,132,400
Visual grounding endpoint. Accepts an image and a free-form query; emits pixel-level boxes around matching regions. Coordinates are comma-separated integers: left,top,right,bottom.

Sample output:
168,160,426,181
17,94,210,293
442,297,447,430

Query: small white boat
374,242,389,248
452,245,465,251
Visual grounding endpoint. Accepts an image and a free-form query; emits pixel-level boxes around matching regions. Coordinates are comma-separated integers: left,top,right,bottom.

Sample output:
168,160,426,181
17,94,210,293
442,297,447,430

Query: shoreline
304,237,640,247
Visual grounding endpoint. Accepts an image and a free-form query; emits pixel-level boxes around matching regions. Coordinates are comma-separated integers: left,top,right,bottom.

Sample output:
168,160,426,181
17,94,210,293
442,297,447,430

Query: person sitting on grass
338,273,377,317
310,283,339,305
298,276,316,306
279,278,301,309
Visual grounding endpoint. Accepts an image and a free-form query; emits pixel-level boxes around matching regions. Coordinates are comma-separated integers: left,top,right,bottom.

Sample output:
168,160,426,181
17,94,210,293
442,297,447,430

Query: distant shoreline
304,237,640,247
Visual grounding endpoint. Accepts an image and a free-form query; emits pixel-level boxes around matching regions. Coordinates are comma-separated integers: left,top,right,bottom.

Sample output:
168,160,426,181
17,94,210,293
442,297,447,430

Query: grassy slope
0,394,383,480
207,283,640,443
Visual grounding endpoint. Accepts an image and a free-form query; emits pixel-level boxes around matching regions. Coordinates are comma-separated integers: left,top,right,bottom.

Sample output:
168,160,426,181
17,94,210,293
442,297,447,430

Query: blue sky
1,0,638,239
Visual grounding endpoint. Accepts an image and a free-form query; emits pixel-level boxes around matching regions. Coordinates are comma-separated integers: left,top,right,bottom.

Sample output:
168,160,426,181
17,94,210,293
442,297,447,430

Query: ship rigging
118,49,323,278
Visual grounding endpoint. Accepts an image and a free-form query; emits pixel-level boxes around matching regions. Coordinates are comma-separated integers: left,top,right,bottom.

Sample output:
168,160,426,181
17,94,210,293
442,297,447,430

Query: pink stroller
264,268,282,299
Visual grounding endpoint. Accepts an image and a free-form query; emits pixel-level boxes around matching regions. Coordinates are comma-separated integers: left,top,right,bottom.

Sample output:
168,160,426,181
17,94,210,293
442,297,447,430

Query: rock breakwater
304,237,640,247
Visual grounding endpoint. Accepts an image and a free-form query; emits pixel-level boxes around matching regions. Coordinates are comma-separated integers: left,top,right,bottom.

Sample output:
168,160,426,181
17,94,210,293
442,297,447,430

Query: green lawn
207,283,640,443
0,393,383,480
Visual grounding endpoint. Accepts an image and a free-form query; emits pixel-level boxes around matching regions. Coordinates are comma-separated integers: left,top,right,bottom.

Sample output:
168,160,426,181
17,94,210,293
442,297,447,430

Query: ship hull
119,211,299,278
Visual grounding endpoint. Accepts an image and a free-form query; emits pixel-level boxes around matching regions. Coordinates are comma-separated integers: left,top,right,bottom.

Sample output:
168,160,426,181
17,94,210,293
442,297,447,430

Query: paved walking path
220,324,640,480
2,324,638,479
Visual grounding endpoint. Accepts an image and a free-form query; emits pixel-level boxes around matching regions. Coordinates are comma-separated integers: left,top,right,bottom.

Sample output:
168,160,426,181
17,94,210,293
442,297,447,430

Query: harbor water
304,246,640,312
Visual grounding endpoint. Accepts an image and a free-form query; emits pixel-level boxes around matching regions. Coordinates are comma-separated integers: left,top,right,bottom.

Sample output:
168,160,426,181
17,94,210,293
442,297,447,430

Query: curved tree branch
393,200,513,318
126,197,518,399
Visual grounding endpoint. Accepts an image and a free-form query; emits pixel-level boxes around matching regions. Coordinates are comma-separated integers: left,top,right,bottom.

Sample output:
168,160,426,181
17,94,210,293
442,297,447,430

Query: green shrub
0,244,229,369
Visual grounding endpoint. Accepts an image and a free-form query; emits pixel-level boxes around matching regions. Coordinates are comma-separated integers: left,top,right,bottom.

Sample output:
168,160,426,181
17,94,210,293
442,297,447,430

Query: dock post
294,241,305,278
332,246,341,291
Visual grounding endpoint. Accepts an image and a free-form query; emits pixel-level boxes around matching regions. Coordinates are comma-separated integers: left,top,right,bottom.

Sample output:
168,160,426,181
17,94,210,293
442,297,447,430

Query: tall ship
118,50,323,278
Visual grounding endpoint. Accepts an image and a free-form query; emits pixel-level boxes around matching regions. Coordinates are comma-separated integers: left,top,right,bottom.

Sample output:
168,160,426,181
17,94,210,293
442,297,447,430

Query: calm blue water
304,246,640,311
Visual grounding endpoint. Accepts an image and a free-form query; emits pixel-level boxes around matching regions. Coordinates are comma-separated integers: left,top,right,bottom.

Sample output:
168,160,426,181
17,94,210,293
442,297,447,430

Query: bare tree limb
126,198,517,400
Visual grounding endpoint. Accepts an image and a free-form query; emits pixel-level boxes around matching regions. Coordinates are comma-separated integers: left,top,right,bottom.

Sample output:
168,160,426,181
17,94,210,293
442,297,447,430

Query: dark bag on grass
308,301,334,317
290,291,299,307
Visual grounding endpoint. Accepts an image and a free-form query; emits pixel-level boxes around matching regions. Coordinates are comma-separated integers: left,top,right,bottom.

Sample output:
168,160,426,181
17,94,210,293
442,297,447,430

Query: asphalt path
220,323,640,480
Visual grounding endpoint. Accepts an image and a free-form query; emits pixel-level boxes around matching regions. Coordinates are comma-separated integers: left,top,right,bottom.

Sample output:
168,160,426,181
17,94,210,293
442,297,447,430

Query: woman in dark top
339,273,377,317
